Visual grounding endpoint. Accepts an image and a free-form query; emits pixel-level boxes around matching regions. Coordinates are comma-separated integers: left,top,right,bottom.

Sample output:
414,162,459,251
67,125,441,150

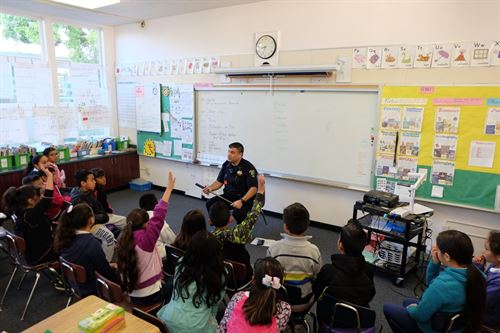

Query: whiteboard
196,88,379,190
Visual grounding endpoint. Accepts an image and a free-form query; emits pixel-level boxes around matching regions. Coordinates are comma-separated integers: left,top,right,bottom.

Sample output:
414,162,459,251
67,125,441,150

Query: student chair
95,270,164,314
224,259,252,295
283,284,317,333
59,256,87,307
0,232,59,320
132,307,170,333
431,312,465,333
164,245,185,277
319,294,376,333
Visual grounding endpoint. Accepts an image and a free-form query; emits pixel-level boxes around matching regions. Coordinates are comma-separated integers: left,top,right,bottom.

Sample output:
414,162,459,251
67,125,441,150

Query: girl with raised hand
218,257,291,333
117,171,176,306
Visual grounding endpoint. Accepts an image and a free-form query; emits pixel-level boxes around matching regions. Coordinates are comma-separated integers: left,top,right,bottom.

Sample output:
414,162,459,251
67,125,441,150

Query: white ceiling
1,0,264,26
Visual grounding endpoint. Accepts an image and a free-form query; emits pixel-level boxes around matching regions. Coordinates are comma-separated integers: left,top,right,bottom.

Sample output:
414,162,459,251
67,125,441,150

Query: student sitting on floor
117,172,175,306
2,164,57,265
473,230,500,328
267,202,321,311
21,170,71,221
54,203,119,297
157,230,227,333
43,147,66,189
90,167,126,230
70,169,117,260
209,174,266,285
24,154,48,177
218,257,291,333
139,192,177,258
384,230,486,333
172,209,206,251
312,219,376,326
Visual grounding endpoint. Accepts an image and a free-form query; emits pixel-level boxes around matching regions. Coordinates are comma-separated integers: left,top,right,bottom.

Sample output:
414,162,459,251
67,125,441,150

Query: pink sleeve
135,200,168,252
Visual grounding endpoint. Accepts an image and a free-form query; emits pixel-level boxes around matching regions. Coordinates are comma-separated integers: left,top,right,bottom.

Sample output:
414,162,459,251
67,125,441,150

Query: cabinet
353,201,431,286
0,151,139,196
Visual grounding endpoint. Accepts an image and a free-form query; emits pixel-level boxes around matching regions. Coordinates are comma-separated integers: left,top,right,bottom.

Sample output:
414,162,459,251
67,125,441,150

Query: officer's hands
202,186,211,194
231,200,243,209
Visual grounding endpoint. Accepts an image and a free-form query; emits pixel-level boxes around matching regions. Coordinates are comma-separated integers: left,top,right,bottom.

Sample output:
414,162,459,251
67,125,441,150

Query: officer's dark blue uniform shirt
217,158,258,199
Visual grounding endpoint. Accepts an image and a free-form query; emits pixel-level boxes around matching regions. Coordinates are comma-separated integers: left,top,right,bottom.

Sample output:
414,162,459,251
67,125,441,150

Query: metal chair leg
21,272,40,320
0,266,17,305
66,295,72,308
17,271,27,289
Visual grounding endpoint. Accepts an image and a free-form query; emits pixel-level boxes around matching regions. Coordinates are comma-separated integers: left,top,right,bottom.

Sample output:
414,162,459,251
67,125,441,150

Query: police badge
237,170,243,176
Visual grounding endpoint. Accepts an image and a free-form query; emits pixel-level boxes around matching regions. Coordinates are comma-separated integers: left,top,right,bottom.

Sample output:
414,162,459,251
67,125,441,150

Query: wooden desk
22,295,160,333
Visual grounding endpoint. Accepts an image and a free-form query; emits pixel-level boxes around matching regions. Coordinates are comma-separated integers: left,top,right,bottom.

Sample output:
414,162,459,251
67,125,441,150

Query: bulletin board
374,85,500,211
136,84,195,162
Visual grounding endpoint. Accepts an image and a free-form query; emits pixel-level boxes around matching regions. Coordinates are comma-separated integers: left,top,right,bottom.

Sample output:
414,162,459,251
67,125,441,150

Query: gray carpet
0,189,427,332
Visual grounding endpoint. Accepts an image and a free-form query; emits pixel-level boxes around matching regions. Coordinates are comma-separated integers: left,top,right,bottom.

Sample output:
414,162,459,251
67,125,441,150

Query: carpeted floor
0,188,427,332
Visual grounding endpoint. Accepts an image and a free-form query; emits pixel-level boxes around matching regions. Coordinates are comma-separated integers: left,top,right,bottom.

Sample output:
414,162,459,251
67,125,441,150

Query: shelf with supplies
353,200,431,286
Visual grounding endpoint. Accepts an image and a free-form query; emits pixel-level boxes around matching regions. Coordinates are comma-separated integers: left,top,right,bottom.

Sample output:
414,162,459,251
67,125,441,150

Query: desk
22,295,160,333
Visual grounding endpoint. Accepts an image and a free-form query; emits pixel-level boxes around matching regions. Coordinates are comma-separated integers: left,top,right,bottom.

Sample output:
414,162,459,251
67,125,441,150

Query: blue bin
129,179,152,192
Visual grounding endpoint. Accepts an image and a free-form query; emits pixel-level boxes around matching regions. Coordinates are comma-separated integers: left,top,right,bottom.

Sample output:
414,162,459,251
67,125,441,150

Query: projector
363,190,399,208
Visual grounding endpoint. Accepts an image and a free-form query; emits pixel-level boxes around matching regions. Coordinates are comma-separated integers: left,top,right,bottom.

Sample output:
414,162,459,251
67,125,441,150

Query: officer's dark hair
339,219,367,256
75,169,93,187
283,202,310,235
229,142,244,154
209,201,231,228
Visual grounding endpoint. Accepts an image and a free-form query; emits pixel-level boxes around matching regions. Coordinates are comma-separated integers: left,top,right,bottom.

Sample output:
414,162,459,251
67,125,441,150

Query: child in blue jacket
384,230,486,333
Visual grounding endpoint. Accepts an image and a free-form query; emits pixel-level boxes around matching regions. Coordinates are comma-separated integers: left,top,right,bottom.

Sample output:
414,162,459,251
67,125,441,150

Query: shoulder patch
249,169,256,177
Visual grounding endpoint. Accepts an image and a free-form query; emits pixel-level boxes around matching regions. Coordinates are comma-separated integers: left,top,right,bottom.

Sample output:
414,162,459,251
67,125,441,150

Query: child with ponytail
117,171,176,306
24,154,48,176
54,203,119,296
218,257,291,333
384,230,486,333
2,165,57,265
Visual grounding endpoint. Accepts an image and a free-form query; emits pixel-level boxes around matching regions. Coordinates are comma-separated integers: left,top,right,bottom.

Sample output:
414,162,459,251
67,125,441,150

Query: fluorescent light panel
48,0,120,9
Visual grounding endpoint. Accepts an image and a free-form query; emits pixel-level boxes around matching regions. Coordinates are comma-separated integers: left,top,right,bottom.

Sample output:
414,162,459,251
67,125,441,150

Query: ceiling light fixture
48,0,120,10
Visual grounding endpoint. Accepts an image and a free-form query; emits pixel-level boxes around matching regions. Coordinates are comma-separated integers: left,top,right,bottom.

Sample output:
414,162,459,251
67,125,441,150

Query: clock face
256,35,277,60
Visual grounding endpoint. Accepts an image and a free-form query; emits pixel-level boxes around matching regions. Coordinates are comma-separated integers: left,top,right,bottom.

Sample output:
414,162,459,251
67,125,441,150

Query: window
0,15,112,146
52,22,100,64
0,13,42,57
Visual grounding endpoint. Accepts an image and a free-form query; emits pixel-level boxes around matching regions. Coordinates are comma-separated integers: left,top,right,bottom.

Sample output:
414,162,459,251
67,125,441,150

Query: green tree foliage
0,13,40,44
0,14,99,63
53,23,100,64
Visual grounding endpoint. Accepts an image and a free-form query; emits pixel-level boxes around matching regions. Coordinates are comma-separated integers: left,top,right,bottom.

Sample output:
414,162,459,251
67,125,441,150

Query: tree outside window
53,22,100,64
0,13,42,56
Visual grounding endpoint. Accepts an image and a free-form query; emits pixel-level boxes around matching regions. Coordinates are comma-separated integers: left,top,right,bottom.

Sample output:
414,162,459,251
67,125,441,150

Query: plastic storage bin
57,147,70,161
129,179,152,192
115,138,129,151
14,153,30,167
0,156,13,170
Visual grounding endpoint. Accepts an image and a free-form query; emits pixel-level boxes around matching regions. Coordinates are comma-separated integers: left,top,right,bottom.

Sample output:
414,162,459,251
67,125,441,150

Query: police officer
203,142,258,223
